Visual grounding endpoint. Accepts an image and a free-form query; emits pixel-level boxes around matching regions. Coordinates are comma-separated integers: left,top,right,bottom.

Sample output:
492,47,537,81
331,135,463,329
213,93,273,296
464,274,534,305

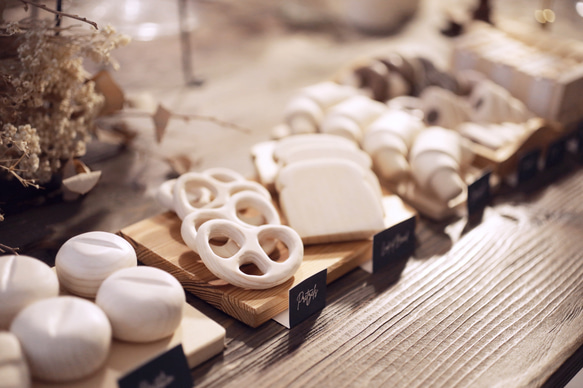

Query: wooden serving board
32,302,225,388
120,194,414,328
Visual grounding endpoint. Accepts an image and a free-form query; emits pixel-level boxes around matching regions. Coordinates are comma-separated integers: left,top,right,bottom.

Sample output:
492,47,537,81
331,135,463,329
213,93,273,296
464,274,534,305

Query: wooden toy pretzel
195,219,303,289
172,169,271,220
181,190,281,256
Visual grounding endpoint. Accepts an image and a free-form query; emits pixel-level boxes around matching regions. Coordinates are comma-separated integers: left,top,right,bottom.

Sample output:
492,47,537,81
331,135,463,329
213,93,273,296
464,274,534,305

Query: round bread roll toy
10,296,112,383
0,331,30,388
0,255,59,330
55,231,137,298
96,266,185,343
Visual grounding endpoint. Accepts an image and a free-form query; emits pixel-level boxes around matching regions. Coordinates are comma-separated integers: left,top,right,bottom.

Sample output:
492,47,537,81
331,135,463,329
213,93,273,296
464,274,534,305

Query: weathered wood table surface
2,1,583,387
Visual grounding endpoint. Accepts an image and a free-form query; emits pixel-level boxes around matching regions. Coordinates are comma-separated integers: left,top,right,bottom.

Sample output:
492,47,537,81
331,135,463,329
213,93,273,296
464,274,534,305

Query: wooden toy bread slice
252,133,359,190
276,158,385,244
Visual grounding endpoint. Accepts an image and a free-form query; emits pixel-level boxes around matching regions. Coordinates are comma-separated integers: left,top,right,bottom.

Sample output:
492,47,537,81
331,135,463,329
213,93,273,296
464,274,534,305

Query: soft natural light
577,1,583,17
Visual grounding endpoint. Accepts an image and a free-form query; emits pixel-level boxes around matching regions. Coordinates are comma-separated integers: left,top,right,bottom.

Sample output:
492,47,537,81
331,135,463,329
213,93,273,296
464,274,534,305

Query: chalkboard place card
366,216,416,273
272,269,327,329
118,344,193,388
467,171,491,217
517,148,541,184
544,137,567,169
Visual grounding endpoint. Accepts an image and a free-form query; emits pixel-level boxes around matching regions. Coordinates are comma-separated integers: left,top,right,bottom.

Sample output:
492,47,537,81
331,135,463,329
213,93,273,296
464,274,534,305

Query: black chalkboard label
517,148,541,184
118,345,192,388
467,171,491,216
288,269,327,328
372,216,416,273
544,137,566,169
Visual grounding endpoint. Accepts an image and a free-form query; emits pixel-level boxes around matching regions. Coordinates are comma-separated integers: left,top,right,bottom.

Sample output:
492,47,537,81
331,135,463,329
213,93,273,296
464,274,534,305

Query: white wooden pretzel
172,169,271,220
195,219,303,289
181,190,281,256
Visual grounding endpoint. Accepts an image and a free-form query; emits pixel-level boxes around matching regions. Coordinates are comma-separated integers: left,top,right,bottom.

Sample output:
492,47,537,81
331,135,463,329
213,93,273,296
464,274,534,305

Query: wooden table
2,1,583,387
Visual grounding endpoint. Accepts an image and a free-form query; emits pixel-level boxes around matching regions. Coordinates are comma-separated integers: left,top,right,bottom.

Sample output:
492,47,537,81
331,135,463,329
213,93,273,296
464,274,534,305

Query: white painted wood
409,127,472,204
276,158,385,244
283,81,359,134
180,190,281,255
196,219,303,289
10,296,112,383
363,109,425,181
320,95,387,143
95,266,185,343
172,170,271,220
0,331,30,388
0,255,59,330
55,231,137,298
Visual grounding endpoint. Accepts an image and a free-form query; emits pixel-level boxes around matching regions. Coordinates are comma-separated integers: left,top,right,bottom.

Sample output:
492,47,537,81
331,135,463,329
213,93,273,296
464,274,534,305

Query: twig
119,110,252,134
18,0,98,30
0,243,19,254
172,112,252,134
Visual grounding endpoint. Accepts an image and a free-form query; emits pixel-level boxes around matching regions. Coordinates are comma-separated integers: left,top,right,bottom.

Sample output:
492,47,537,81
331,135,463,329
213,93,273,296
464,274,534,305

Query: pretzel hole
208,172,239,183
258,233,291,263
204,224,243,258
209,237,241,258
239,262,264,276
184,181,216,208
236,204,267,226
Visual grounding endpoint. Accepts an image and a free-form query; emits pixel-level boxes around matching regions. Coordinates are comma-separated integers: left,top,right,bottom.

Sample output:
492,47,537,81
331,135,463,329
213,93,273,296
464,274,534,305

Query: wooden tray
119,194,414,328
32,302,225,388
468,117,565,177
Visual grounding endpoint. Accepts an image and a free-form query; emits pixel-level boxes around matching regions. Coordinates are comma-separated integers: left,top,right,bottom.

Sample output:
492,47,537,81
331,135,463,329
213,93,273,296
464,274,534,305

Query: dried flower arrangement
0,0,130,190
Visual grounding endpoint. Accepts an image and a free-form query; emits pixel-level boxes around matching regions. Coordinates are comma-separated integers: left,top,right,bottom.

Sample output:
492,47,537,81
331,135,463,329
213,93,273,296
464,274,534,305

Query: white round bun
96,266,185,343
10,296,112,383
0,255,59,329
55,231,137,298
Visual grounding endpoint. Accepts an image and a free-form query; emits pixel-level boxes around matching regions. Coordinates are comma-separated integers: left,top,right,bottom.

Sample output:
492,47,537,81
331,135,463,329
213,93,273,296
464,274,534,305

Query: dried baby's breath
0,13,129,185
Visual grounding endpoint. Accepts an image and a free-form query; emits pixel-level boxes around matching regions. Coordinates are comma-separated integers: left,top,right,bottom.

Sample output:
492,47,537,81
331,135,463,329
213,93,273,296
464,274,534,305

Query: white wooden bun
0,331,30,388
10,296,111,383
55,231,137,298
96,266,185,343
0,255,59,329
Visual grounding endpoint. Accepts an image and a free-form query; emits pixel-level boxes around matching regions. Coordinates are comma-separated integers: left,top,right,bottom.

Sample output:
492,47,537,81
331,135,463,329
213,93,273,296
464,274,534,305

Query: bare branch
17,0,99,30
0,243,19,254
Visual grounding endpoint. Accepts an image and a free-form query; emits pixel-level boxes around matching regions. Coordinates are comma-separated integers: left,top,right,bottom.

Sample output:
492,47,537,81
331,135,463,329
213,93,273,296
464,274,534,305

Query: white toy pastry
55,231,137,298
181,190,281,256
320,95,387,144
196,219,304,289
362,109,425,181
96,266,185,343
10,296,111,383
283,81,359,134
0,255,59,329
419,86,471,129
0,331,30,388
468,79,533,124
172,169,271,220
409,126,473,203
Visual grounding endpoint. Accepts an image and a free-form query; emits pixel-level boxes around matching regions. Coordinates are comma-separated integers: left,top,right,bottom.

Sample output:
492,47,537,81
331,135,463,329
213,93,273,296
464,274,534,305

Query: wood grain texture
189,167,583,388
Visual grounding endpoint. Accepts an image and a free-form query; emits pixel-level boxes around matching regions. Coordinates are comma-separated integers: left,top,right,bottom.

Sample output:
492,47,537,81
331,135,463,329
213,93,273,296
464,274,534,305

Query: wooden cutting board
119,194,414,327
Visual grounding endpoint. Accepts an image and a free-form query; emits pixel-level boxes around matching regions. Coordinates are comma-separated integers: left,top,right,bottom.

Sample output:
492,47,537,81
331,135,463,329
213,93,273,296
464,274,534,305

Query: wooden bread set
119,20,583,330
2,19,582,386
